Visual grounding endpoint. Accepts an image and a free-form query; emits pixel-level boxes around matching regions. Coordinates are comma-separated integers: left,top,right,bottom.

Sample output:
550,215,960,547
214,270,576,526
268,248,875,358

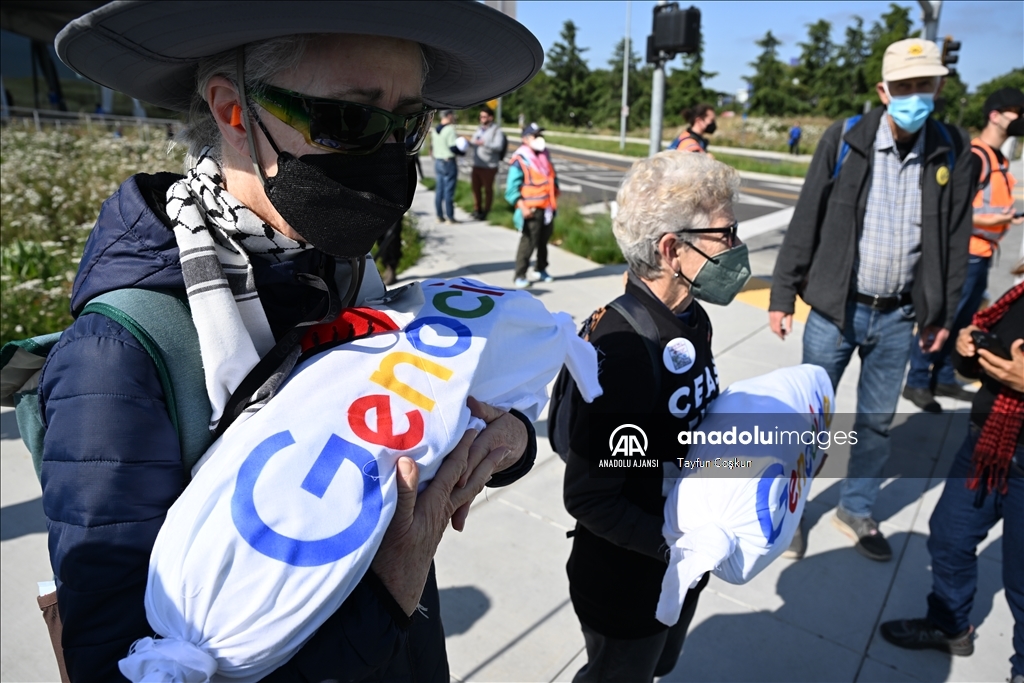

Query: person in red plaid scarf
880,266,1024,682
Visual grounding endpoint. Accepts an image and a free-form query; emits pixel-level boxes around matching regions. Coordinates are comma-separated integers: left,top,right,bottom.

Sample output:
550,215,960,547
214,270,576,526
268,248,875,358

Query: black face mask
704,120,717,135
1007,117,1024,137
261,143,416,260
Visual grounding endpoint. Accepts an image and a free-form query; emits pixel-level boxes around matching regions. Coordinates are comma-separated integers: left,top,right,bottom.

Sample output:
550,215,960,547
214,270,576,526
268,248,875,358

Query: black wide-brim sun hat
55,0,543,111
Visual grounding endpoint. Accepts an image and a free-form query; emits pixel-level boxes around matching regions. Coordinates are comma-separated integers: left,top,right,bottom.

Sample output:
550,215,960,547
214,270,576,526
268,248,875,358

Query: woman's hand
372,429,481,616
956,324,979,358
978,339,1024,393
449,397,528,531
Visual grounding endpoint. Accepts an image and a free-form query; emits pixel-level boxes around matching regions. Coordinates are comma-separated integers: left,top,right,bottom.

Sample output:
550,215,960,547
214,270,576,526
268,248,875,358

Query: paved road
449,145,802,244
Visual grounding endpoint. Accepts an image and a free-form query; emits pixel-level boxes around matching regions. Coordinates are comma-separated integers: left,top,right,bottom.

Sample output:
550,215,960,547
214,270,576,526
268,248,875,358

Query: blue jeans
906,255,990,389
434,158,457,220
802,300,916,517
926,426,1023,677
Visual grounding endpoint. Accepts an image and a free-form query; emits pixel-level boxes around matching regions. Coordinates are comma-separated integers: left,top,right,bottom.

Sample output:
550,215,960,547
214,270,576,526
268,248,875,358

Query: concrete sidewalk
0,182,1012,682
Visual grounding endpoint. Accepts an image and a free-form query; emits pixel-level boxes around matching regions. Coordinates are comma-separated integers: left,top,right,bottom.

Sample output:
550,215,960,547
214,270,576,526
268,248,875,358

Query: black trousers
573,573,709,683
514,213,553,279
375,220,403,270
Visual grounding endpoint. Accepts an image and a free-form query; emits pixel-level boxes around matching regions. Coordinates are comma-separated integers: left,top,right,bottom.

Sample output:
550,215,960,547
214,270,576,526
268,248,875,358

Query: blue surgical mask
885,87,935,134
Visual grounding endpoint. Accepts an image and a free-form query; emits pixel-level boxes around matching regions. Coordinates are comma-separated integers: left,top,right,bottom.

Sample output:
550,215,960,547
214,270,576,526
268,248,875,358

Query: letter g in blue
232,431,383,567
755,463,788,544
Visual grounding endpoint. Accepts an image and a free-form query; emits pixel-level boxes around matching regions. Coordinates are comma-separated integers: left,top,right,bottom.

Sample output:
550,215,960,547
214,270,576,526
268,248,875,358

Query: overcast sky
514,0,1023,95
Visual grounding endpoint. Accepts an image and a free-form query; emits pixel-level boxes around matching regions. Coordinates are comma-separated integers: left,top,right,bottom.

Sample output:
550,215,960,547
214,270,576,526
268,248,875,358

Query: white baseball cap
882,38,948,82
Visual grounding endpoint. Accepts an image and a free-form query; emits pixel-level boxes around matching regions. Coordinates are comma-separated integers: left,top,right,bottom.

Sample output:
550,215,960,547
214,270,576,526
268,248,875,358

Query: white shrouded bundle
656,364,834,626
119,278,601,682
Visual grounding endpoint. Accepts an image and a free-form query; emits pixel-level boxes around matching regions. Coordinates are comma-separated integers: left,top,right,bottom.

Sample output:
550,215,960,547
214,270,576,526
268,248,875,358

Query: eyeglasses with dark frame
677,222,740,245
247,83,435,156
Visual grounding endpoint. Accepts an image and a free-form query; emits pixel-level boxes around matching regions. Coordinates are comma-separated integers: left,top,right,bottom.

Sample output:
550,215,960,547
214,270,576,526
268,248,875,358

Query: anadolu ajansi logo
232,430,383,567
609,424,649,457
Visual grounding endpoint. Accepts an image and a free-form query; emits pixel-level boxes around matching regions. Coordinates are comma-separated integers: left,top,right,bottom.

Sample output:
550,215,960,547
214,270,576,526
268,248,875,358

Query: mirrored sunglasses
248,84,435,156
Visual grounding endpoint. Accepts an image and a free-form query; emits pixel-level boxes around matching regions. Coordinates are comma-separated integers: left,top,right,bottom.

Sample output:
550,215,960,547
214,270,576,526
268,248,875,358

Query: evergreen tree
795,20,844,115
585,38,645,129
665,37,720,128
545,20,592,126
502,70,555,126
747,31,803,115
864,3,918,105
836,16,872,114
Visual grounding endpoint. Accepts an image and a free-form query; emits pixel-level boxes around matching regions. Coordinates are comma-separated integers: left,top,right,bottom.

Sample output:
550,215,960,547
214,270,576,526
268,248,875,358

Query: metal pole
648,0,667,157
649,61,665,156
620,0,631,150
917,0,942,41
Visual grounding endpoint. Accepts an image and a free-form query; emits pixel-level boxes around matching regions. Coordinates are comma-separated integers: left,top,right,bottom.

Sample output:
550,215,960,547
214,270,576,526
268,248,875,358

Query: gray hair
613,151,740,279
176,35,431,171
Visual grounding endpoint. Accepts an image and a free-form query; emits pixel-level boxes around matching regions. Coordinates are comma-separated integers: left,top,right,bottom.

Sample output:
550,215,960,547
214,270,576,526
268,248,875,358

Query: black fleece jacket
770,107,976,331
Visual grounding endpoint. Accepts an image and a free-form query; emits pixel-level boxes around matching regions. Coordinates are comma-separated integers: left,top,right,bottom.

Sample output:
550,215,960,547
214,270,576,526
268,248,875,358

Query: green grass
371,212,423,275
421,177,624,265
541,133,809,178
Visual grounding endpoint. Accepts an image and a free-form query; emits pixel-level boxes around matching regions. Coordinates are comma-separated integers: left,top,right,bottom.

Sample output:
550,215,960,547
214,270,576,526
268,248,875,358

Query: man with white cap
40,2,542,680
768,39,976,562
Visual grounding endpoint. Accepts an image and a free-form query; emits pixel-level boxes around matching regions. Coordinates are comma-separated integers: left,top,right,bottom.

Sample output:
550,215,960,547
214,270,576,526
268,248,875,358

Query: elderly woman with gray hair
562,151,750,682
37,2,543,681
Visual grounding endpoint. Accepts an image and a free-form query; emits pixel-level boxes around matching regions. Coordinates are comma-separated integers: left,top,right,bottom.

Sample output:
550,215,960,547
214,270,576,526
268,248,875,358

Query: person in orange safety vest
905,87,1024,406
668,103,716,154
506,122,559,288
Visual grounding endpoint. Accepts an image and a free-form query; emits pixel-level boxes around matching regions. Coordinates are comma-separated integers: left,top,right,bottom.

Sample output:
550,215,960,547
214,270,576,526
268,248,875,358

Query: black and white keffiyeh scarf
166,148,311,428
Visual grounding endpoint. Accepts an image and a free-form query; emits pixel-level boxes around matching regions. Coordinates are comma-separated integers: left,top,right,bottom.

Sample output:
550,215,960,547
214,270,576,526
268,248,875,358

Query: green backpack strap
83,289,212,476
1,333,64,479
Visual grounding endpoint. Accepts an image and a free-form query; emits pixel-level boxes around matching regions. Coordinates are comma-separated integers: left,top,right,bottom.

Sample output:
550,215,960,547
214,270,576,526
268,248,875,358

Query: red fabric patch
300,308,400,354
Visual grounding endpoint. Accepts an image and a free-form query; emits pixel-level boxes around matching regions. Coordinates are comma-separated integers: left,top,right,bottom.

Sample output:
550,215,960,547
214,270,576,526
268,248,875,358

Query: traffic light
941,36,961,78
646,4,701,64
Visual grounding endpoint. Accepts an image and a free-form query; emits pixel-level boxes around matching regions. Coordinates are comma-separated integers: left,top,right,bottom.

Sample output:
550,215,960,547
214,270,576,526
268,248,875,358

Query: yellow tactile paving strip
734,276,811,322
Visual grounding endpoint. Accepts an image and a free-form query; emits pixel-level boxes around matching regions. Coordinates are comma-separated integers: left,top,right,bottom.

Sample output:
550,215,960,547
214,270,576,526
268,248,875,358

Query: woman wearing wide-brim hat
41,3,542,680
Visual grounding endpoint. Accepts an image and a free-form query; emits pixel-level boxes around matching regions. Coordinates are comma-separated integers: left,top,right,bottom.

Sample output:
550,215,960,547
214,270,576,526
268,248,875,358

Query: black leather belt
854,291,913,312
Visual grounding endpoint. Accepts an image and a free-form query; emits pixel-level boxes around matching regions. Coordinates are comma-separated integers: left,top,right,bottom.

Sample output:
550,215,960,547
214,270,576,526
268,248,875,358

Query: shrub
1,125,184,345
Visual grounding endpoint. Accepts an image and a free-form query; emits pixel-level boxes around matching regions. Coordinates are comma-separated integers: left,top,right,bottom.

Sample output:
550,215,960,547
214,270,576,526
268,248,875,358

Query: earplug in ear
230,104,243,127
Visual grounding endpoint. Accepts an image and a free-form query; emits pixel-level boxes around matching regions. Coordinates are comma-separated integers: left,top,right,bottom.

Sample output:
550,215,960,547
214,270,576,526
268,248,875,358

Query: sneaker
934,382,976,402
902,385,942,413
781,516,806,559
879,619,974,656
536,270,555,283
513,278,531,289
445,217,459,224
832,508,892,561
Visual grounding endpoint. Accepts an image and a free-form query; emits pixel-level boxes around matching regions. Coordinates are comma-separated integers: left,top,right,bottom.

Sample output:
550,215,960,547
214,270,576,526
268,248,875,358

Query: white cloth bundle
656,364,834,626
119,278,601,682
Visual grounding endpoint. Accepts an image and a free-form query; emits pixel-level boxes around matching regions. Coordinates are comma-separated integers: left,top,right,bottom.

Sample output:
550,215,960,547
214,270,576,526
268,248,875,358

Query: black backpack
548,292,663,461
499,131,509,161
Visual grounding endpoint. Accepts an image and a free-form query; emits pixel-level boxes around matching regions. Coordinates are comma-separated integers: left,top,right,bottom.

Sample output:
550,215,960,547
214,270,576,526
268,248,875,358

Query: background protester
42,3,542,680
506,123,559,288
904,87,1024,410
562,151,750,682
431,109,463,223
470,105,507,220
669,103,716,153
768,38,976,562
881,271,1023,683
788,122,803,155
